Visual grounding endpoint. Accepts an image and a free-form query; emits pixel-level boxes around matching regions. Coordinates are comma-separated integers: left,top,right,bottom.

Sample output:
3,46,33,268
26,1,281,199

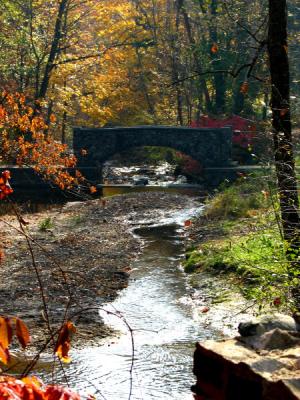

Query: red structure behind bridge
191,115,256,149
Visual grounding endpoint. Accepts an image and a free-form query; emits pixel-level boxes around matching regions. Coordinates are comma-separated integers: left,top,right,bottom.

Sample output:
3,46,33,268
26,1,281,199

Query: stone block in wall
192,339,300,400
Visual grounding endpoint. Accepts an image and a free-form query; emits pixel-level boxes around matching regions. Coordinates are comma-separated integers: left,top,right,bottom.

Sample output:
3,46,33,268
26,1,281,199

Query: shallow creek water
44,205,226,399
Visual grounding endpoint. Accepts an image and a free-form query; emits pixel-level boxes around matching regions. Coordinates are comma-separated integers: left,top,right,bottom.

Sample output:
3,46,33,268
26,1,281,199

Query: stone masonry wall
73,126,233,169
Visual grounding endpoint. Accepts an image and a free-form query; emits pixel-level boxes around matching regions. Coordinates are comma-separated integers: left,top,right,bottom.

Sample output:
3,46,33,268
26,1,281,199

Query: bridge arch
73,126,232,182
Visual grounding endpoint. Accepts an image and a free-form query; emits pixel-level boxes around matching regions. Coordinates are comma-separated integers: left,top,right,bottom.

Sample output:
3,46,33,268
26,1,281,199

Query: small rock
238,328,300,351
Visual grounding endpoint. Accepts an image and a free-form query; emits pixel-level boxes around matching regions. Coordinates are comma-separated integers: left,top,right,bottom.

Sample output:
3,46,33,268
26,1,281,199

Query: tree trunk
268,0,300,307
178,0,212,113
210,0,225,114
37,0,68,100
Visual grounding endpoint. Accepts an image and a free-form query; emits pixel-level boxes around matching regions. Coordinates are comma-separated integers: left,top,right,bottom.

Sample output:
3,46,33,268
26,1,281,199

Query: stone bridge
73,126,233,182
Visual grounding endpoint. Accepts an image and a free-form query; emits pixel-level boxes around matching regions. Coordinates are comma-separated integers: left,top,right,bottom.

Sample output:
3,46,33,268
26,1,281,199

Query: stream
45,203,225,399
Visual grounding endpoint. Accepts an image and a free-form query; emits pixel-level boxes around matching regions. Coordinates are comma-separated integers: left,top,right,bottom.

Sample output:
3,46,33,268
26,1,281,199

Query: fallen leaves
184,219,192,227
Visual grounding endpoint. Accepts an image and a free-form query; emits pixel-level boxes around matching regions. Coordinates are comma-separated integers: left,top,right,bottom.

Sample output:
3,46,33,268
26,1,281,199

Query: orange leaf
211,43,219,53
0,344,9,365
0,317,12,349
54,321,76,363
15,318,31,349
240,81,249,94
21,376,42,389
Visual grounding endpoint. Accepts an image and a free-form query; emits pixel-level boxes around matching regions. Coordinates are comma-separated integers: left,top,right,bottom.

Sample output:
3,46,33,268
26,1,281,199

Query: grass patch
39,217,54,231
185,173,296,310
204,176,271,220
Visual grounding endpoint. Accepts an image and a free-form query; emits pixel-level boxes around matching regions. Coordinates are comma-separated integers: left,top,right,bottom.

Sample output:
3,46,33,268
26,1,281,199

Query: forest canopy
0,0,299,143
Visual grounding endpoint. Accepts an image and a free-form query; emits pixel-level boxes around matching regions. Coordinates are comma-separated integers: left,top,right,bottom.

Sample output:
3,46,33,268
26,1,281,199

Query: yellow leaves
54,321,76,363
0,93,82,191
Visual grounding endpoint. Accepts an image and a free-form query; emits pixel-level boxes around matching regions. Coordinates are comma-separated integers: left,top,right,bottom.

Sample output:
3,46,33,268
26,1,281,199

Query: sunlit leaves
15,318,31,349
0,376,81,399
0,317,30,365
0,170,13,200
0,317,12,350
54,321,76,363
0,92,81,190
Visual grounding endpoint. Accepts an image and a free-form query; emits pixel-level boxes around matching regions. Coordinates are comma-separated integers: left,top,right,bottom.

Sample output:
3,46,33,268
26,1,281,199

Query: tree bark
268,0,300,307
268,0,300,243
178,0,212,112
37,0,68,100
210,0,226,114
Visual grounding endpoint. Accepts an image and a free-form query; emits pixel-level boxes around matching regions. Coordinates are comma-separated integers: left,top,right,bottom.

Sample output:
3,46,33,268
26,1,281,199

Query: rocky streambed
1,190,258,398
0,192,199,350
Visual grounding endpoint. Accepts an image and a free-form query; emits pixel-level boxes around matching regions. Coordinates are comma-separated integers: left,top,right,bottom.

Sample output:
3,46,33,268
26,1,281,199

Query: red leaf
184,220,192,227
54,321,76,363
0,344,9,365
211,43,219,53
201,307,210,313
44,385,81,400
240,81,249,94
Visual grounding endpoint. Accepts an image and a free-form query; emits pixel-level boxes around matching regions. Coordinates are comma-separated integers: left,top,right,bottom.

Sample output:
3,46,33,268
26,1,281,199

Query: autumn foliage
0,170,13,200
0,174,83,399
0,377,81,400
0,92,80,190
54,321,76,364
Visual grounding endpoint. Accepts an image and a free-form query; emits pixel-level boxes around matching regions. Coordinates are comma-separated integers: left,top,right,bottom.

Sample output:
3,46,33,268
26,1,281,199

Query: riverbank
184,175,292,313
1,192,198,354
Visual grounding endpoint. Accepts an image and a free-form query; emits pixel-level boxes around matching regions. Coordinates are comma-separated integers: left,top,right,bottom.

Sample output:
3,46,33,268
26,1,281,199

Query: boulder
238,313,300,337
192,338,300,400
